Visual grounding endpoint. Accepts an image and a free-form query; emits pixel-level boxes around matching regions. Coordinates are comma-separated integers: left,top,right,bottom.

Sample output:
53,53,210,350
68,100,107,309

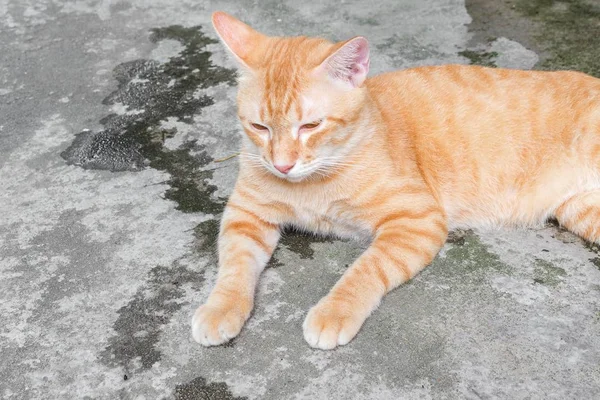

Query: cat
192,11,600,350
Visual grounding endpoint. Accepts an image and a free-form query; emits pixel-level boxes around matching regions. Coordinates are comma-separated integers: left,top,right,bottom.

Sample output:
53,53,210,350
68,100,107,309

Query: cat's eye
251,122,269,132
299,120,323,133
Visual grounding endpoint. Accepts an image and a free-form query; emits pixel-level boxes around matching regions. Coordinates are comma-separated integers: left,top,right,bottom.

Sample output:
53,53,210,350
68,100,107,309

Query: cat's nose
274,163,295,174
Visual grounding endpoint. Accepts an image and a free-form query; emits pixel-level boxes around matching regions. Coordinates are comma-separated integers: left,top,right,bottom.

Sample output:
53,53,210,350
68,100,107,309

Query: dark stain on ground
465,0,600,77
99,263,204,373
266,253,285,269
446,229,473,246
533,257,566,287
174,376,247,400
458,49,498,67
84,27,241,399
515,0,600,77
194,218,220,258
432,230,512,280
464,0,542,58
278,227,334,259
195,219,332,267
61,25,236,213
589,257,600,271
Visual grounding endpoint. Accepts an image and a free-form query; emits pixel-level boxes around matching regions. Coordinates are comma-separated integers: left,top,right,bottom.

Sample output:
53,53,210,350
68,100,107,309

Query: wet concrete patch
61,25,236,213
533,257,567,287
265,228,339,268
458,49,498,67
194,218,220,257
60,23,239,381
278,228,335,260
174,376,247,400
100,263,204,374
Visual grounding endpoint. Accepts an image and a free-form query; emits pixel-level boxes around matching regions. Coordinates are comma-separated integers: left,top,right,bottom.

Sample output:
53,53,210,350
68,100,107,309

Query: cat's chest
285,199,371,241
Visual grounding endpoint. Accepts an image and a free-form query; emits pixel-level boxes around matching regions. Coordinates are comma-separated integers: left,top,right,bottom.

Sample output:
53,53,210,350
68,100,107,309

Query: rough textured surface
1,0,599,398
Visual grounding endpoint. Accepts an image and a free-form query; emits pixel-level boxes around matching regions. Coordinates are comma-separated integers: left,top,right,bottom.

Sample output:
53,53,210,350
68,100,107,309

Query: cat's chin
268,170,317,183
274,173,309,183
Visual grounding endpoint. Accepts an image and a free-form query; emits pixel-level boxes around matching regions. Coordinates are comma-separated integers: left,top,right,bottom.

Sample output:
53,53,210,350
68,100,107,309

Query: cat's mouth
261,158,325,182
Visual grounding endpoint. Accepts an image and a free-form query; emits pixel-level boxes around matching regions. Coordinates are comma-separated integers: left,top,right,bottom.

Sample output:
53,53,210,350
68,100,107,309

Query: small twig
214,152,240,163
202,165,235,172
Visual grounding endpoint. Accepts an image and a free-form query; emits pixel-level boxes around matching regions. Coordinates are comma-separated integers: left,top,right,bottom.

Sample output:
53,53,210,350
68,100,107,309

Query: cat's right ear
211,11,265,71
313,36,370,88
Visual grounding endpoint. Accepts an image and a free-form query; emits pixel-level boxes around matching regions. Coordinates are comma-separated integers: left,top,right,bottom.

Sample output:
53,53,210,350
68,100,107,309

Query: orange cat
192,11,600,349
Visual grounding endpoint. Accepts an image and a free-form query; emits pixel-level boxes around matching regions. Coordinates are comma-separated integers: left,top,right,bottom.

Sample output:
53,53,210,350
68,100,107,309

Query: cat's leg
554,190,600,244
192,193,280,346
303,204,448,349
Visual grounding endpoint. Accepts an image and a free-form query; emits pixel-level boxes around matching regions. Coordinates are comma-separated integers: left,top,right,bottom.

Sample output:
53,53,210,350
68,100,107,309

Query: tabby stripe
283,74,299,116
583,223,595,239
305,126,335,148
269,201,296,217
221,221,271,253
577,206,595,222
375,232,432,259
329,131,352,146
264,67,274,117
374,207,438,230
432,219,449,235
327,116,348,126
369,254,390,290
235,186,258,202
221,250,256,267
259,107,266,121
227,203,277,229
213,283,246,299
378,226,444,247
242,127,265,148
329,286,359,303
372,244,411,281
399,184,431,195
361,193,394,210
295,97,303,120
364,188,429,211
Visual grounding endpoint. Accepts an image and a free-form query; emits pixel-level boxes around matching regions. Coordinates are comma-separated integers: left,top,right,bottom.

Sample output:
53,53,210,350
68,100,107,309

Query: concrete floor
1,0,600,398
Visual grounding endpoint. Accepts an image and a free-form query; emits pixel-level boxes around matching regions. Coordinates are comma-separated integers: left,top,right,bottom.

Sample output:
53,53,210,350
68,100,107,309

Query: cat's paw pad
191,303,247,346
302,301,364,350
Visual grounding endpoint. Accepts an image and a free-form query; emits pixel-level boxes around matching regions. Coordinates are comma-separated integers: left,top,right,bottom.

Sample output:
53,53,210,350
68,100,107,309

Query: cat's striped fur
192,11,600,349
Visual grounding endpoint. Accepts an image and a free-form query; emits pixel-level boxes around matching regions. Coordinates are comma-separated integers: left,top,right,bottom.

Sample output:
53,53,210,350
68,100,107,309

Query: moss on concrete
533,258,567,287
515,0,600,77
432,231,512,280
459,50,498,67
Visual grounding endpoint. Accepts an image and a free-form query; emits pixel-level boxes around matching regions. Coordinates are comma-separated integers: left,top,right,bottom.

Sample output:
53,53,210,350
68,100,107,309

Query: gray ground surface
1,0,600,399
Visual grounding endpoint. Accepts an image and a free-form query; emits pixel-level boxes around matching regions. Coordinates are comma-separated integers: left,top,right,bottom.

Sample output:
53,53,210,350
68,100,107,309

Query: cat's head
212,12,371,182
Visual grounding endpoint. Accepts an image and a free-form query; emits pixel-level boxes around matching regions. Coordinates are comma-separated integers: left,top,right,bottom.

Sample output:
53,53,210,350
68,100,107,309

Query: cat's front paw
191,297,250,346
303,298,366,350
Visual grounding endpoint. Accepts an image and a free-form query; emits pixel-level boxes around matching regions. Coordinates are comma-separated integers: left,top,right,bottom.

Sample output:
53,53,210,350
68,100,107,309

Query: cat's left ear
313,37,370,88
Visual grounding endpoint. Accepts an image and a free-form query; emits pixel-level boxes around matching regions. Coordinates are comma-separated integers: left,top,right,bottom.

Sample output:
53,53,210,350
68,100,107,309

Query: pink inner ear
325,37,370,88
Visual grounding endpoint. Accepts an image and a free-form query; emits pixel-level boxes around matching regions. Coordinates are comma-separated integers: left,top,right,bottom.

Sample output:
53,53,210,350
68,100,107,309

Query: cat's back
367,64,600,227
368,64,600,96
367,64,600,124
366,63,600,151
